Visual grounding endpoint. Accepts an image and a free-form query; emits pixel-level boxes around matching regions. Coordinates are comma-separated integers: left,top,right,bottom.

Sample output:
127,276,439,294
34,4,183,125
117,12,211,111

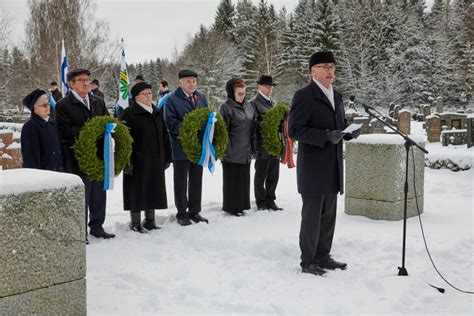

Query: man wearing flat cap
288,51,360,276
21,89,64,172
55,68,115,240
164,69,209,226
251,75,282,211
121,82,172,233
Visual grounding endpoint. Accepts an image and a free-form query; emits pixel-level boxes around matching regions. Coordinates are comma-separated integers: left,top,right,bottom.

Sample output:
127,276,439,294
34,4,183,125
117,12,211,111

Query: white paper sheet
342,123,363,134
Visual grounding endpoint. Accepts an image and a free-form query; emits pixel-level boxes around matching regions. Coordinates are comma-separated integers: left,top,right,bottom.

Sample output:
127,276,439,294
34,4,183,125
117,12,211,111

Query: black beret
134,75,144,81
91,79,100,85
178,69,198,79
131,81,152,99
23,89,47,111
67,68,91,82
257,75,277,86
309,51,336,70
50,81,58,86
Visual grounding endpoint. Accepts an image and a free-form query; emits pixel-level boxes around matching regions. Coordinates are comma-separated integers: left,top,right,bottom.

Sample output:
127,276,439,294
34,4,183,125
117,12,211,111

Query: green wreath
261,103,290,157
73,116,133,181
179,108,228,163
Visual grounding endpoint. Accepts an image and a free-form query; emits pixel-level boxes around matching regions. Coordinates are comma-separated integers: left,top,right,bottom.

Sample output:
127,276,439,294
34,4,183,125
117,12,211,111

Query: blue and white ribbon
103,123,117,190
198,112,217,174
48,95,56,109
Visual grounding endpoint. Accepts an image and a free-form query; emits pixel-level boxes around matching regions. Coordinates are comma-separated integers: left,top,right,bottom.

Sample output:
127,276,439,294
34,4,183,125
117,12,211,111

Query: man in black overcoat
288,51,359,276
251,75,282,211
55,68,115,240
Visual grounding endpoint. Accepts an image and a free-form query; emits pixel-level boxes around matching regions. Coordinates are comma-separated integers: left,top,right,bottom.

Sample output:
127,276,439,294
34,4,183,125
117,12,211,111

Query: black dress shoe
130,222,147,233
318,257,347,270
90,230,116,239
177,217,193,226
189,213,209,224
224,210,243,217
142,219,161,230
268,204,283,211
302,264,327,276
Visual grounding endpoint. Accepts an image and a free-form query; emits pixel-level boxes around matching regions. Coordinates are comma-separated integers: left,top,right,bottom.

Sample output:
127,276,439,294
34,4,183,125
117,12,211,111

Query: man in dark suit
55,68,115,241
164,69,209,226
251,75,282,211
288,51,359,276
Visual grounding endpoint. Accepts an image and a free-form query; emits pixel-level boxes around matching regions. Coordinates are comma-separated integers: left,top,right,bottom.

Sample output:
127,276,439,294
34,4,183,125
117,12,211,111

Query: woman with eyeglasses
218,78,256,216
20,89,64,172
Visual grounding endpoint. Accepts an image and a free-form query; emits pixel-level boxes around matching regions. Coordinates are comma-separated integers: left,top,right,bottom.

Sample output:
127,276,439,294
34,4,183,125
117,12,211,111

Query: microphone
349,95,372,109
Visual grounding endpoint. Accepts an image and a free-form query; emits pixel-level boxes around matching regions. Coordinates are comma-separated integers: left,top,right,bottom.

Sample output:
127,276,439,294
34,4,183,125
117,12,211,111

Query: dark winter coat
55,92,109,176
121,102,172,211
51,89,62,102
164,87,208,161
288,80,352,195
250,92,276,160
20,112,64,172
219,98,256,164
91,88,105,99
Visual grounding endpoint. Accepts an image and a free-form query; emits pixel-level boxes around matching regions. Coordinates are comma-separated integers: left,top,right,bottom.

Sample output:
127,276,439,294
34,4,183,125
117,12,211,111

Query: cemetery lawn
87,122,473,315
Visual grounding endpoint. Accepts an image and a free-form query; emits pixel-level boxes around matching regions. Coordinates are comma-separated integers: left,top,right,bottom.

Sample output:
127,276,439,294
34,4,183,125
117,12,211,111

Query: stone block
0,279,86,316
0,169,85,306
345,135,425,220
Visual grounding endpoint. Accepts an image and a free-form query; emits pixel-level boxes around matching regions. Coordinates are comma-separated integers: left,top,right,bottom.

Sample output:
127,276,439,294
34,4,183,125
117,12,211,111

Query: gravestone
426,115,441,142
398,110,411,135
345,134,425,220
441,129,467,146
393,105,402,120
0,169,86,315
467,114,474,148
436,96,444,113
370,118,385,134
354,116,370,134
422,104,431,118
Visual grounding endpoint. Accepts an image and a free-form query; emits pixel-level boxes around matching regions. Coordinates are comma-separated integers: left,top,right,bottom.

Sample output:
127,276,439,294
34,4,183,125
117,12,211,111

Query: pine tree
214,0,235,40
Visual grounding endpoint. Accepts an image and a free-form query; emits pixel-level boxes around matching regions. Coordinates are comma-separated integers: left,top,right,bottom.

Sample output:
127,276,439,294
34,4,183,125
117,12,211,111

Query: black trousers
222,161,251,213
299,194,337,268
254,158,280,207
173,160,203,217
82,177,106,234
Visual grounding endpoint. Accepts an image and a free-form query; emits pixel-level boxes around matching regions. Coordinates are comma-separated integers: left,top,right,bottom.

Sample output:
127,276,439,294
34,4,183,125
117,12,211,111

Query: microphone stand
357,103,428,276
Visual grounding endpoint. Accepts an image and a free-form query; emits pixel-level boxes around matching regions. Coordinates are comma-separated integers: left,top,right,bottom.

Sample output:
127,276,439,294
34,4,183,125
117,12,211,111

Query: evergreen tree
214,0,235,39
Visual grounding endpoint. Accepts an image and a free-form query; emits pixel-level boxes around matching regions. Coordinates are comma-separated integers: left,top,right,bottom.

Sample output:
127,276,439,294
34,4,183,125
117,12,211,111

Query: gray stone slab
0,279,86,316
345,196,424,220
0,170,86,298
345,135,425,220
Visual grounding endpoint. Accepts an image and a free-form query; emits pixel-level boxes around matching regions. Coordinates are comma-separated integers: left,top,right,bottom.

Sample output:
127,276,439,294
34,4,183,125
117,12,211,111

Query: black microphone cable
410,147,474,294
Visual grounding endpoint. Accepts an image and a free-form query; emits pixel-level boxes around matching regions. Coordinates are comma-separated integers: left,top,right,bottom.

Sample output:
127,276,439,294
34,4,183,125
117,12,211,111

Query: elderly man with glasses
55,68,115,242
288,51,360,276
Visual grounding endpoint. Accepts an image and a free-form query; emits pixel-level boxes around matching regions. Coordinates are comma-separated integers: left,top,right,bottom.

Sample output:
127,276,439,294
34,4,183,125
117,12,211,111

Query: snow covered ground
87,122,474,315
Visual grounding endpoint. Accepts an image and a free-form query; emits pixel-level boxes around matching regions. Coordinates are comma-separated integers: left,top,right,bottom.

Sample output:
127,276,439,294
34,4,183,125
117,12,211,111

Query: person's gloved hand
351,129,361,139
326,130,345,144
123,164,133,175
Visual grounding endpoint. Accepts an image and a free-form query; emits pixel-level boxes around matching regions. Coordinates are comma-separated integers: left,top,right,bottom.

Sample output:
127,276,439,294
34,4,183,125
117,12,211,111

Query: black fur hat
309,51,336,70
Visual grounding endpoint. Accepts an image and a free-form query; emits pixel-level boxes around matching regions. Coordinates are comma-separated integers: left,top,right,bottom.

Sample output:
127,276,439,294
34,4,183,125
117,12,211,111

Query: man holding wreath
56,68,115,240
164,69,209,226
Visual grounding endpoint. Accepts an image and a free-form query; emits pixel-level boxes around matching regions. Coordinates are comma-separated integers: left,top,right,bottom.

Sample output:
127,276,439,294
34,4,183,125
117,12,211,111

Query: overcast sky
2,0,433,64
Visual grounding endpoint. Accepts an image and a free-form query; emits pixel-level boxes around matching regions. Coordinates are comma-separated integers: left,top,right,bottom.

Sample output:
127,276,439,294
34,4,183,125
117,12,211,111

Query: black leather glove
165,162,171,170
123,164,133,175
351,129,361,139
326,130,345,144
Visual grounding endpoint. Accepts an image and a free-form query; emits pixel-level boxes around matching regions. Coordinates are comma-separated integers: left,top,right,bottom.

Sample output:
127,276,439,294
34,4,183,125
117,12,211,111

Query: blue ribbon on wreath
198,112,217,174
103,122,117,190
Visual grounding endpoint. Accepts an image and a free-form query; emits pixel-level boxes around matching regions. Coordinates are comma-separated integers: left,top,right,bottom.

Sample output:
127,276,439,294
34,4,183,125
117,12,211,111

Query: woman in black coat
121,82,172,233
20,89,64,172
218,78,256,216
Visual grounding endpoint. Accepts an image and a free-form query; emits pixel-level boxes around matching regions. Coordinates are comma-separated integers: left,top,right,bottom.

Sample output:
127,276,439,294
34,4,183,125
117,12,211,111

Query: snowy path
87,161,473,315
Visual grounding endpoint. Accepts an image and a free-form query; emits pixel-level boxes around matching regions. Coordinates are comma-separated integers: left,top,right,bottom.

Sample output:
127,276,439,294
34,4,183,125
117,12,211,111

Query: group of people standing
20,50,360,276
